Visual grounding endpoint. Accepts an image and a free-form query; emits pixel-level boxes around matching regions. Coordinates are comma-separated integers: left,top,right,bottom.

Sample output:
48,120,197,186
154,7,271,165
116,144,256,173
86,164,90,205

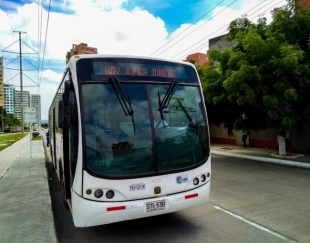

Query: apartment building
4,84,15,115
66,43,98,64
30,94,41,125
14,90,30,122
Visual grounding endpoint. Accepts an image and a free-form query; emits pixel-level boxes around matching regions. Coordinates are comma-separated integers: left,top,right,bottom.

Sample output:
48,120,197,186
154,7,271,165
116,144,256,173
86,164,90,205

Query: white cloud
0,0,287,119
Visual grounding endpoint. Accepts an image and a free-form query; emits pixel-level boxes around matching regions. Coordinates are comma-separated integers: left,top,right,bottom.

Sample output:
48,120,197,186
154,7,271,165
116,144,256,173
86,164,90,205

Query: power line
0,0,14,35
206,0,286,45
149,0,226,56
154,0,239,58
170,0,286,61
38,0,44,92
170,0,271,60
39,0,52,86
38,0,44,69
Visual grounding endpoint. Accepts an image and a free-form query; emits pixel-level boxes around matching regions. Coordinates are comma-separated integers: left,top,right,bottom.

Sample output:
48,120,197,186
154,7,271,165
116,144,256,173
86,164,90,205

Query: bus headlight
200,174,206,182
106,190,115,199
193,178,199,186
94,189,103,198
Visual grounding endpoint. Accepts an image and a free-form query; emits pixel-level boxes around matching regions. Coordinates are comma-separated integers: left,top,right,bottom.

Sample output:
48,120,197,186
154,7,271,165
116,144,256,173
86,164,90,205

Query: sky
0,0,288,120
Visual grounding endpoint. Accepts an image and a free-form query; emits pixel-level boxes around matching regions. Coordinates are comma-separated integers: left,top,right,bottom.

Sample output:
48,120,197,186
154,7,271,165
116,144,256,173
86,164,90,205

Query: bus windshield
82,82,209,177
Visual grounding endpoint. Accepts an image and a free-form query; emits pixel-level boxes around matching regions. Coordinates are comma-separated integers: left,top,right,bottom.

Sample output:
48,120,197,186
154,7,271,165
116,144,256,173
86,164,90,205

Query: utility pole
2,31,38,134
13,31,26,133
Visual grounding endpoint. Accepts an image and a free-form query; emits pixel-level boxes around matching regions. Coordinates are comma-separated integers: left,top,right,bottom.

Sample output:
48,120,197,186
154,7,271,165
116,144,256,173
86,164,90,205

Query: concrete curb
211,150,310,169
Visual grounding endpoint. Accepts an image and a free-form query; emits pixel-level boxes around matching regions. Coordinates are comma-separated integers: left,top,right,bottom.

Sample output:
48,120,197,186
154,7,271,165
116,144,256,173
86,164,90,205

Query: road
45,150,310,243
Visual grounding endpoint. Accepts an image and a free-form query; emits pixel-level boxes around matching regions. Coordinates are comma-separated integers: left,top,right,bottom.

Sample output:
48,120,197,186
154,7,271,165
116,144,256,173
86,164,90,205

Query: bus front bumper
72,181,210,227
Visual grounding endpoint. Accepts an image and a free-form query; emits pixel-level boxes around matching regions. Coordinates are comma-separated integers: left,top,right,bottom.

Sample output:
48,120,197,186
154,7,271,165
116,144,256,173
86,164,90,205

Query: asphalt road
46,152,310,243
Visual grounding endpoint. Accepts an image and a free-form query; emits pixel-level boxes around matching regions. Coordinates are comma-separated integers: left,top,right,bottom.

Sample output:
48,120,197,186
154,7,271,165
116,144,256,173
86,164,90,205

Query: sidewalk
211,143,310,169
0,133,57,243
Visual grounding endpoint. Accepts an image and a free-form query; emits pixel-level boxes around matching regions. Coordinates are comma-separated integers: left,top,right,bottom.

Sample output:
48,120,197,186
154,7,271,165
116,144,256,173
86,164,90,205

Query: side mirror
58,100,72,128
64,80,72,105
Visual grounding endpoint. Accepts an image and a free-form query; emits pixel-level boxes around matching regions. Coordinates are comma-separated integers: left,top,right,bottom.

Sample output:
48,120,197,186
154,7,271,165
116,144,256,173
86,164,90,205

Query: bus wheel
60,165,69,209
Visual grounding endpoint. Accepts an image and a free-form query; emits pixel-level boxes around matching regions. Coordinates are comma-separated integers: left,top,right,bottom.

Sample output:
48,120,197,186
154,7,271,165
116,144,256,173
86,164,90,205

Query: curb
211,150,310,169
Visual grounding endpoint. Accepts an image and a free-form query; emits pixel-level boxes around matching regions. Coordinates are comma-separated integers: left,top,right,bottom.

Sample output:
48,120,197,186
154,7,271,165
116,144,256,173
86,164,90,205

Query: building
14,90,30,122
299,0,310,8
0,57,4,109
30,94,41,125
208,34,235,52
66,43,98,64
4,84,15,115
184,52,209,66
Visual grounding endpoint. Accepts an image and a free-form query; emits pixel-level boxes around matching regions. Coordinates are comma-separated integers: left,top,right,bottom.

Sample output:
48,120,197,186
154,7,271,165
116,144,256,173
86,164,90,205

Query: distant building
209,33,237,52
14,91,30,122
208,34,236,67
184,52,209,66
30,94,41,125
299,0,310,8
0,57,4,109
4,84,15,115
66,43,98,64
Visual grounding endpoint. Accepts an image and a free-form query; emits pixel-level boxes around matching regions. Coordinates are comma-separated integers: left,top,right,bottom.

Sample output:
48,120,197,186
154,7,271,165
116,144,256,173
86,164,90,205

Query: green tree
0,107,21,131
202,0,310,138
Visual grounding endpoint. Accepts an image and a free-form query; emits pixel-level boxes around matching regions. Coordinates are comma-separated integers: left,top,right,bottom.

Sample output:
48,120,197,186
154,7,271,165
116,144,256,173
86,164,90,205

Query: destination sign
92,62,187,79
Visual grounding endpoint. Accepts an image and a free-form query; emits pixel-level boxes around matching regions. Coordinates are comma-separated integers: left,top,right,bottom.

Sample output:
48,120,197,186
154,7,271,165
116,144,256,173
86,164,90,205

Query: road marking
214,205,296,242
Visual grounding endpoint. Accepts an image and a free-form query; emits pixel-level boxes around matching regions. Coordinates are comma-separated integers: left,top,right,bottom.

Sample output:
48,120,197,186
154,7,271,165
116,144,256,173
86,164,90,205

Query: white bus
48,54,211,227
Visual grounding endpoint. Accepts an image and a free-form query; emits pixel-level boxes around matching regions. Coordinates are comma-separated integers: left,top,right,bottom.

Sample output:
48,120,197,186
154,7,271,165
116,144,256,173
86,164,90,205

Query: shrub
32,131,40,137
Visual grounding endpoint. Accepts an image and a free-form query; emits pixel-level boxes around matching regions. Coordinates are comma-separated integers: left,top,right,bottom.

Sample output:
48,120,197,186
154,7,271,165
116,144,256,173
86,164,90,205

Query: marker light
185,193,198,199
106,190,115,199
107,206,125,212
86,189,92,195
193,178,199,186
94,189,103,198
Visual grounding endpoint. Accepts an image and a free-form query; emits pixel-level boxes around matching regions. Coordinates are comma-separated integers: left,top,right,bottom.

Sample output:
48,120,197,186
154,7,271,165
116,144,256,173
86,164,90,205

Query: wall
291,124,310,153
209,124,238,145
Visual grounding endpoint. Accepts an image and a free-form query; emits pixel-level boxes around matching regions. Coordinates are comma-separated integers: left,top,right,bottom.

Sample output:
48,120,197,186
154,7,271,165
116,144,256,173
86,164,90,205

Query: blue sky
0,0,287,119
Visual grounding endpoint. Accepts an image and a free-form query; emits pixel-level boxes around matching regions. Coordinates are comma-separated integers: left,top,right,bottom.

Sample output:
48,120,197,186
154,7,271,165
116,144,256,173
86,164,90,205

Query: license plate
146,200,166,212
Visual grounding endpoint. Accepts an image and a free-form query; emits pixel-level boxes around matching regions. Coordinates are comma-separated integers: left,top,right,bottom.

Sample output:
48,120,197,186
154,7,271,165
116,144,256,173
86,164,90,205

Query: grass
0,133,29,151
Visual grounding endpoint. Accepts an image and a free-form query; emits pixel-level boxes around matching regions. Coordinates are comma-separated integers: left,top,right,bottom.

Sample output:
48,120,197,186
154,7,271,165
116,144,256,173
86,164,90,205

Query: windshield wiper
158,79,179,112
157,79,179,128
109,77,136,134
110,77,134,116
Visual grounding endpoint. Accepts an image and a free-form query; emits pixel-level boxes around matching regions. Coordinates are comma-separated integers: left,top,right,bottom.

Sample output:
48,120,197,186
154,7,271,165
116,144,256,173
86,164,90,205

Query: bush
32,131,40,137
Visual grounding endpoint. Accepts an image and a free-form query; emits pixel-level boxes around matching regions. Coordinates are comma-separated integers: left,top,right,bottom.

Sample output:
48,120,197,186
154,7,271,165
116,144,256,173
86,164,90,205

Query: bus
48,54,211,227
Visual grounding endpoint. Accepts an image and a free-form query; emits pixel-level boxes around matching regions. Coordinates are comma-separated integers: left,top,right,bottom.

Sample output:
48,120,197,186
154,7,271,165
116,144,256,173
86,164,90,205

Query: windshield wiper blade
110,77,134,116
157,79,178,129
158,79,179,112
109,77,136,134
